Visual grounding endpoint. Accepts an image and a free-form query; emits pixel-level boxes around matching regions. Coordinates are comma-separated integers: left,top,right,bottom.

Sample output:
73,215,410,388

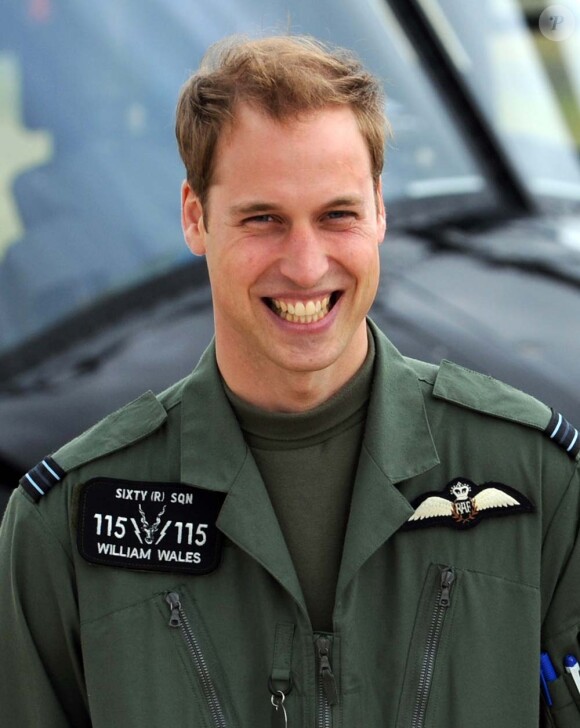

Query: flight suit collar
179,322,440,611
180,344,305,609
336,320,440,598
180,321,439,488
180,342,248,493
364,319,440,485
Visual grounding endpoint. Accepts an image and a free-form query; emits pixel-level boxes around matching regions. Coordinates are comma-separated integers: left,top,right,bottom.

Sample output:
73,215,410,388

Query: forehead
211,103,373,190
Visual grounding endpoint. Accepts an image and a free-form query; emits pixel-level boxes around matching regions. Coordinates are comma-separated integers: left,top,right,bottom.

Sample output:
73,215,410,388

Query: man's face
182,103,386,396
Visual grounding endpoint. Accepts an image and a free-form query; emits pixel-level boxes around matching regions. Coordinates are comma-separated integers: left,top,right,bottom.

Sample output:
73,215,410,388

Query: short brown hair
175,35,389,211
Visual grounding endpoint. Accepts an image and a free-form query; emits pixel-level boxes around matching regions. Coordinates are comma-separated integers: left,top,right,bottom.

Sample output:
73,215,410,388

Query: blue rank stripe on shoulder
21,456,67,502
545,410,580,459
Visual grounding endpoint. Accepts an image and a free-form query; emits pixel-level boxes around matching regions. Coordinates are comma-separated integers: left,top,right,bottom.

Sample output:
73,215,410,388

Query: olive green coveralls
1,321,579,727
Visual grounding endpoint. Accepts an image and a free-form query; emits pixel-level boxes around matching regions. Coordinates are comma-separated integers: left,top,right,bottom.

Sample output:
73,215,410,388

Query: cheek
206,244,271,301
342,239,380,278
355,249,381,300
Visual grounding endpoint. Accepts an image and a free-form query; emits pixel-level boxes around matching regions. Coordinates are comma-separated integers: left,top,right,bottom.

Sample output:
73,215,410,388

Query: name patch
77,478,226,573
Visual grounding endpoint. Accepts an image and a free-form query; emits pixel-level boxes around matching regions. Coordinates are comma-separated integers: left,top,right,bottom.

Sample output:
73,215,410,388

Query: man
1,35,579,728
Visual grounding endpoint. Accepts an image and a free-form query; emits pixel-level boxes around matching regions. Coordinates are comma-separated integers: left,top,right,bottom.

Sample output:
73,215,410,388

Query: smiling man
181,100,385,411
2,35,580,728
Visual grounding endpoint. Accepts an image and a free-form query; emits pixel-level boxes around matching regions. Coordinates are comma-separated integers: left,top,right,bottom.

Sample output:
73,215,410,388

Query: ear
375,178,387,244
181,181,207,256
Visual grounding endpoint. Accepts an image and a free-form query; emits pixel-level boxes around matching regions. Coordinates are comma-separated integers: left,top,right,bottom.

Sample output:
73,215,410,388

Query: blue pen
565,655,580,697
541,652,558,706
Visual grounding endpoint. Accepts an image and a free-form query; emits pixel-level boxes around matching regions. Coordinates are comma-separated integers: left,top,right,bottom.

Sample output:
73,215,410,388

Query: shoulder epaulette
20,391,168,502
545,409,580,459
433,361,580,461
21,456,67,502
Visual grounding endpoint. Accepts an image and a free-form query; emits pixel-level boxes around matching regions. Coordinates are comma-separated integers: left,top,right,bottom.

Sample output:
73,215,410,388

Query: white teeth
270,295,335,324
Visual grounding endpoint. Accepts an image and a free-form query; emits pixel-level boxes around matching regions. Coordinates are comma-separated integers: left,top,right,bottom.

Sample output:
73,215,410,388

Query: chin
269,346,345,376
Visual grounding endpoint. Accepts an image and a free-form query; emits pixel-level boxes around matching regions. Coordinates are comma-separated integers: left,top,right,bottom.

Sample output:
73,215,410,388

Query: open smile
265,292,341,324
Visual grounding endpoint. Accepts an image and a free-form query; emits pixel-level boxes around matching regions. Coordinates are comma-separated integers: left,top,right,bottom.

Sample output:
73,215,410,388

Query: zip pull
166,592,182,628
439,568,455,608
315,637,339,705
271,691,288,728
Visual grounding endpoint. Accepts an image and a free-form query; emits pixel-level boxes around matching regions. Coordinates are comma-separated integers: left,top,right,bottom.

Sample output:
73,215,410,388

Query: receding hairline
210,99,381,180
176,33,390,219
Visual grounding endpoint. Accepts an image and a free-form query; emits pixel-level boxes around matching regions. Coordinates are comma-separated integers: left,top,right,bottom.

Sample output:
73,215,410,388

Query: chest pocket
396,563,540,728
80,586,239,728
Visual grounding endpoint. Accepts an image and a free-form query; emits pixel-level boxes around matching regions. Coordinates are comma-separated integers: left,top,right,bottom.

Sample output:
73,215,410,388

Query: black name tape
77,478,226,574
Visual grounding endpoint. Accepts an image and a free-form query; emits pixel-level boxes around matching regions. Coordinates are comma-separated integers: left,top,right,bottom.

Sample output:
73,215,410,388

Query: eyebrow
228,195,366,218
323,195,366,208
228,202,279,217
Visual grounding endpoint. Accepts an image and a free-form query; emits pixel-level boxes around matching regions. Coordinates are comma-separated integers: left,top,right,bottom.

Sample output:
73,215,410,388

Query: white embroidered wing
409,496,454,522
473,487,519,511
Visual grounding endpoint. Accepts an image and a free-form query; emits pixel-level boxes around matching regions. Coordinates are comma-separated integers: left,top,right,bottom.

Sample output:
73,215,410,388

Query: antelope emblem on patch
138,505,167,544
403,477,534,531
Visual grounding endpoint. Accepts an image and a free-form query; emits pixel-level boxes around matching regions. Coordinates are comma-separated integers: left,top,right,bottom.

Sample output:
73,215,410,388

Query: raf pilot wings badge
402,477,534,531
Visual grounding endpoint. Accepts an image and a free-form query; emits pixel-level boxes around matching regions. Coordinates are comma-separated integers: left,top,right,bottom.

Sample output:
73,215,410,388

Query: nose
278,224,329,288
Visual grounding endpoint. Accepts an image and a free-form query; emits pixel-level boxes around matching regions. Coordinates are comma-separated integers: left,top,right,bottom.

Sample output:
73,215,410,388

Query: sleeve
540,464,580,727
0,489,91,727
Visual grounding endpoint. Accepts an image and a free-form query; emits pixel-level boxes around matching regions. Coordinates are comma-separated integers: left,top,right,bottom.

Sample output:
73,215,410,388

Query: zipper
411,567,455,728
166,592,228,728
315,635,338,728
269,623,294,728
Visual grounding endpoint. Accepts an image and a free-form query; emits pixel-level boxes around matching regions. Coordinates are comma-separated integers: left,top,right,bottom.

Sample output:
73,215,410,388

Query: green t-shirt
225,332,375,631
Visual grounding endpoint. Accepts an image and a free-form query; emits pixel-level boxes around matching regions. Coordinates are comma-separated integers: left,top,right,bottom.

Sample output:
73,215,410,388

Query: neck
217,333,369,413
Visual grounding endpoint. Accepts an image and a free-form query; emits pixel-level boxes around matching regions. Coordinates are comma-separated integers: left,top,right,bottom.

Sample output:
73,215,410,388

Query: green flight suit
1,320,580,727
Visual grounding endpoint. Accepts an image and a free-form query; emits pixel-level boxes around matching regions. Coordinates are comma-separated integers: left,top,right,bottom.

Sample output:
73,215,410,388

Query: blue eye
328,211,347,218
326,210,356,221
245,214,276,224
